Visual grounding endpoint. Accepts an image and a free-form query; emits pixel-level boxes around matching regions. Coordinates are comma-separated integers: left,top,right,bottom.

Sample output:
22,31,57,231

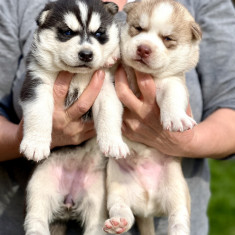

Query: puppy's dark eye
95,27,106,38
134,26,143,32
59,28,75,37
163,36,172,41
162,35,177,49
64,30,73,36
95,32,102,37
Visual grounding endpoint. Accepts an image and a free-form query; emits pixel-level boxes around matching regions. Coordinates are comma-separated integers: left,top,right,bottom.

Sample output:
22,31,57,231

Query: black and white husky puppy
20,0,129,162
21,0,128,234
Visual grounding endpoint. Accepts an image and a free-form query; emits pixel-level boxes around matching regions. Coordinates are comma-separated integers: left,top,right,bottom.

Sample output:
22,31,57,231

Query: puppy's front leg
92,70,129,159
20,75,55,161
156,77,196,132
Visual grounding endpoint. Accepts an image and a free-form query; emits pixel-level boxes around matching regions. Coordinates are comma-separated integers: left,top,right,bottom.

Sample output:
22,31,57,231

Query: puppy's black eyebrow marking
74,6,84,30
86,7,93,30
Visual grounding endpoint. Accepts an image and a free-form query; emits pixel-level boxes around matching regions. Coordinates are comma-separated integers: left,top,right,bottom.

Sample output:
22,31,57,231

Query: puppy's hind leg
136,216,155,235
104,160,135,234
81,172,107,235
104,199,135,234
166,163,191,235
24,192,55,235
24,165,62,235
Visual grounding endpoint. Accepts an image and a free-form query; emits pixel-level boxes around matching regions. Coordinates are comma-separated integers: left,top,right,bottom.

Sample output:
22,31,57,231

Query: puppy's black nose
137,45,152,58
79,50,93,62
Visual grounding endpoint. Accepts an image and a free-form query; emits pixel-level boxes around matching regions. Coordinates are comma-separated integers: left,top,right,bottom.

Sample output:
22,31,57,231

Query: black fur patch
65,88,93,121
82,108,93,121
65,88,79,108
20,74,43,102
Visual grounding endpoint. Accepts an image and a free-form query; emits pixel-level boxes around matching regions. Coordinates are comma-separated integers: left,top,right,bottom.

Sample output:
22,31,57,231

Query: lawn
208,158,235,235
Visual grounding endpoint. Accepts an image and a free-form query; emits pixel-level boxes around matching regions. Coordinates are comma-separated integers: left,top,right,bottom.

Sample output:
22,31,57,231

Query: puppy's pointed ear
103,2,119,15
191,22,202,42
36,2,55,27
123,2,139,14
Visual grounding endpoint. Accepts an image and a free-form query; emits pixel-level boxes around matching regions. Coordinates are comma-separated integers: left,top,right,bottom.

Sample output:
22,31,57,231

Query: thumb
135,70,156,104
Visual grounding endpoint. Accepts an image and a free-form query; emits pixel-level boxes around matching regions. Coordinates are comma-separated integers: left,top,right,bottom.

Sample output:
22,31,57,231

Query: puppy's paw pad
98,138,130,159
103,218,129,234
20,138,50,162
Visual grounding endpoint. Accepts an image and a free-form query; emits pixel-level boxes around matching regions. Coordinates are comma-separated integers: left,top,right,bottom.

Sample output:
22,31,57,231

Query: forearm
0,116,22,161
182,108,235,159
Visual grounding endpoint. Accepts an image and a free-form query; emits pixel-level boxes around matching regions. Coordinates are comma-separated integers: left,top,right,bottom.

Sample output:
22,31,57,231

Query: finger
53,71,74,108
67,70,105,120
135,70,156,104
115,65,142,112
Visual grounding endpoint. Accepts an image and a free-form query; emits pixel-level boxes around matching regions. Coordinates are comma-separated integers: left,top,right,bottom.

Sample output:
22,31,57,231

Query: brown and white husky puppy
104,0,202,234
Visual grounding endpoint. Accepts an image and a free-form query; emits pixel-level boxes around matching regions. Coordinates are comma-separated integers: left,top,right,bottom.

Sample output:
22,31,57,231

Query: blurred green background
208,2,235,235
208,159,235,235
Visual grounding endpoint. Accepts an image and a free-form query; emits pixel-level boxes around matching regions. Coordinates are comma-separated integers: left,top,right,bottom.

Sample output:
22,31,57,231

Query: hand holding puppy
51,70,105,148
115,65,195,157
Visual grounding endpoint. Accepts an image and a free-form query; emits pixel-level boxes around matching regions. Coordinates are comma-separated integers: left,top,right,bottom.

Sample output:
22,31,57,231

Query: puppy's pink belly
118,156,166,191
52,162,99,201
136,161,163,190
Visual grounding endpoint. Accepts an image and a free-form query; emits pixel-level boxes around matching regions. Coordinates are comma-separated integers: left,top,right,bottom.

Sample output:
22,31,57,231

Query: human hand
115,66,196,157
51,70,105,148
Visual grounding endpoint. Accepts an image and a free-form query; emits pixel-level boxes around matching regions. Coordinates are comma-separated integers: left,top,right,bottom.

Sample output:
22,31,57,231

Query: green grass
208,159,235,235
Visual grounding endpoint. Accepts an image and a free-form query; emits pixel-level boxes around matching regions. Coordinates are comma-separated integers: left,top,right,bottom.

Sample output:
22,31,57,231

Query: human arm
0,70,105,162
115,66,235,159
0,116,23,161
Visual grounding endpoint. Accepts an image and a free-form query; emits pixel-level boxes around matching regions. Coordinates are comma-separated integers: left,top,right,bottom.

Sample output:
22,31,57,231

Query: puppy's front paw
104,46,120,68
20,137,50,162
98,137,130,159
161,111,196,132
103,217,130,234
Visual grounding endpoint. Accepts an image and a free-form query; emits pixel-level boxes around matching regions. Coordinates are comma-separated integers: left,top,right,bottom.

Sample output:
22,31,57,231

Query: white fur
139,13,149,29
64,12,81,32
38,10,50,25
152,2,174,27
77,1,88,24
89,13,101,32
